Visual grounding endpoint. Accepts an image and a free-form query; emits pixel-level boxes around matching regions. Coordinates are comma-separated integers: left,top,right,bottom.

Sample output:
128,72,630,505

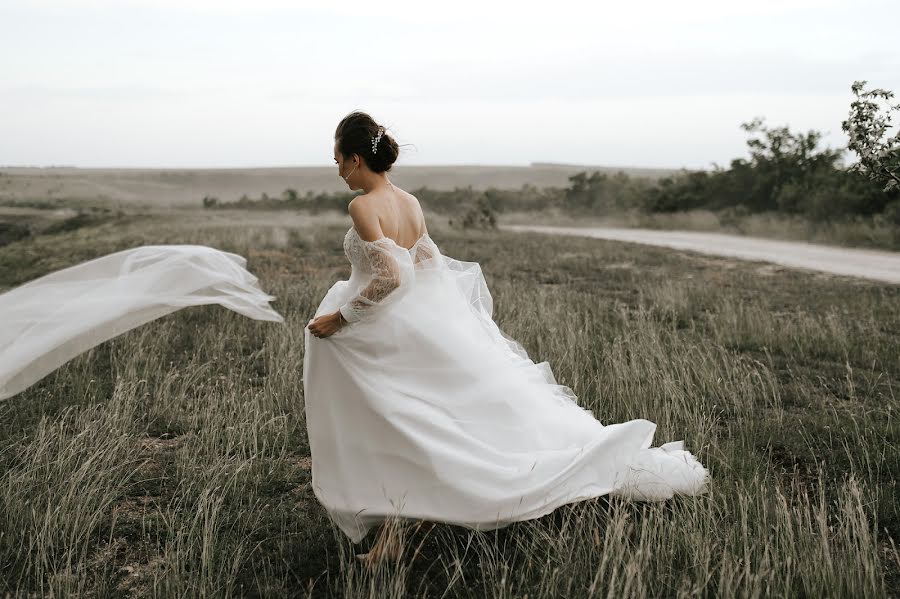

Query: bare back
353,187,428,250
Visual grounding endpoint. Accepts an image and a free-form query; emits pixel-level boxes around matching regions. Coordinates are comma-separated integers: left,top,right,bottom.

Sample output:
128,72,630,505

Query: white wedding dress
0,232,710,544
303,226,709,543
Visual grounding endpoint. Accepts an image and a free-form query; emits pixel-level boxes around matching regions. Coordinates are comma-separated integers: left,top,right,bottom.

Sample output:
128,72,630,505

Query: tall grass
0,210,897,597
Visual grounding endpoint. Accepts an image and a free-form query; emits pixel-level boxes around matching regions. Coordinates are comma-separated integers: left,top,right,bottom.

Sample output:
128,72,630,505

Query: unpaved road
500,224,900,285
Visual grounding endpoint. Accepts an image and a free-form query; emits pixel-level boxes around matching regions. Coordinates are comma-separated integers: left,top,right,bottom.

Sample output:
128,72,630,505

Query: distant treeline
201,161,899,226
200,185,545,229
203,82,900,230
202,141,899,228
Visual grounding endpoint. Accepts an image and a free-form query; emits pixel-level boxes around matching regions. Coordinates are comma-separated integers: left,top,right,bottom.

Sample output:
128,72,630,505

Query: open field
0,164,677,208
0,208,898,597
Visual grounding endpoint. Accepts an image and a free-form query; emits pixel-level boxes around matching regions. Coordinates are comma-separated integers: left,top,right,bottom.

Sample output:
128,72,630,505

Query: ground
0,207,898,598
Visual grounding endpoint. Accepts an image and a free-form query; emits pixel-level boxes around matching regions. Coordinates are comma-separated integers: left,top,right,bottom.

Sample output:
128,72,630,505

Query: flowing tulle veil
0,244,284,401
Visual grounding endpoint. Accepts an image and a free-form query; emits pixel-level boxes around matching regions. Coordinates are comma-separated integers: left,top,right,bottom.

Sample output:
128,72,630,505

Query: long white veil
0,245,284,401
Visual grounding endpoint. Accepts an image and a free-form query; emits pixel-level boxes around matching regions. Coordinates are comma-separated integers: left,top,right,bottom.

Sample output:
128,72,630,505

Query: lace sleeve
338,238,415,324
412,236,439,266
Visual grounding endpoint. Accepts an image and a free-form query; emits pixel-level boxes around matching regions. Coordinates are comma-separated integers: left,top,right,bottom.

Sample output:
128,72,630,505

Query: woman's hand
307,311,344,338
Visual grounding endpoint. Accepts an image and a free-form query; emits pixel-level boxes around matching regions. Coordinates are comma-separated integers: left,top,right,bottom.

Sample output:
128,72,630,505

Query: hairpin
372,126,385,154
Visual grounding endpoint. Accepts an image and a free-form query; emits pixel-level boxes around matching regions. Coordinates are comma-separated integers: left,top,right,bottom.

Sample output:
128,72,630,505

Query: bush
458,197,497,230
0,222,31,246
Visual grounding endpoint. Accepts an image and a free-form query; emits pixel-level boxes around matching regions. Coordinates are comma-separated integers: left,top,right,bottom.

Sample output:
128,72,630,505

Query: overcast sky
2,0,898,170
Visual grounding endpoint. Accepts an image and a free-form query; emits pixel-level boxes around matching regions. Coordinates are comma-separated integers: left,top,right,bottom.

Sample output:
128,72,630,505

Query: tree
841,80,900,192
739,117,843,213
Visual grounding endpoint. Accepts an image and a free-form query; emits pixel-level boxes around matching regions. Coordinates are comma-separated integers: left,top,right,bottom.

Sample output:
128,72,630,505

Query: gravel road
500,224,900,285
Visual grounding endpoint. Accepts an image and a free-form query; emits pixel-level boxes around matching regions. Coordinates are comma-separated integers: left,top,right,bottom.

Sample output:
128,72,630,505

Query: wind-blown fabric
304,226,710,543
0,245,284,401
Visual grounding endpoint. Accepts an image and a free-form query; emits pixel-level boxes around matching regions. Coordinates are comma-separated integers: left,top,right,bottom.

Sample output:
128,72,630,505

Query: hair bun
335,112,399,174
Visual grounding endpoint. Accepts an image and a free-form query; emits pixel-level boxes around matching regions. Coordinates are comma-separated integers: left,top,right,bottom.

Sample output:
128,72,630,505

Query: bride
0,111,709,569
304,112,709,565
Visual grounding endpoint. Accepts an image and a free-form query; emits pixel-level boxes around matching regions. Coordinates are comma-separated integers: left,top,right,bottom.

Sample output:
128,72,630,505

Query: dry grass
0,209,897,597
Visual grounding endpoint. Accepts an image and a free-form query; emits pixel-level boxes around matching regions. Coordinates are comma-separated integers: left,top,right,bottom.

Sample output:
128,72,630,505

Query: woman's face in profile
333,141,344,177
334,141,359,190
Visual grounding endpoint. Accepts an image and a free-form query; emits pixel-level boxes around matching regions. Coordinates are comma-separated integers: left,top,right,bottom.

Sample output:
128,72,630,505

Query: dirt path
500,224,900,285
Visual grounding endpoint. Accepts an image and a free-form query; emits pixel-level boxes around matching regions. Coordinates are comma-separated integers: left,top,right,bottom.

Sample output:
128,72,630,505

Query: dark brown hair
335,111,401,173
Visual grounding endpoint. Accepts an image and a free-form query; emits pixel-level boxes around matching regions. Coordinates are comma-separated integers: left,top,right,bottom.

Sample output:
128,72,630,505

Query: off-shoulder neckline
347,226,430,252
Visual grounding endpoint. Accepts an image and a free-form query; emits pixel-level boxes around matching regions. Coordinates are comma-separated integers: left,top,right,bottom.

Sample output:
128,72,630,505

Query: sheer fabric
0,245,284,401
337,228,417,324
304,227,710,543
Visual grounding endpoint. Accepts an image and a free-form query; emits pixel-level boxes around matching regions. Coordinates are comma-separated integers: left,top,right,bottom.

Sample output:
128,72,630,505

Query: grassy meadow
0,207,898,597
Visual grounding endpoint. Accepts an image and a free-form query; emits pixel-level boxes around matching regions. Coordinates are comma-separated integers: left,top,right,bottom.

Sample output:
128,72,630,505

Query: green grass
0,208,898,597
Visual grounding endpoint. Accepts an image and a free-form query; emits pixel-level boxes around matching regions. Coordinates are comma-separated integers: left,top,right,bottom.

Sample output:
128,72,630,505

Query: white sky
1,0,898,169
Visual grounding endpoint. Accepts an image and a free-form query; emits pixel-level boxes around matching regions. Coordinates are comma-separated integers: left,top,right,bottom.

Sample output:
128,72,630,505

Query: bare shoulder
392,187,419,205
347,194,368,214
347,196,383,242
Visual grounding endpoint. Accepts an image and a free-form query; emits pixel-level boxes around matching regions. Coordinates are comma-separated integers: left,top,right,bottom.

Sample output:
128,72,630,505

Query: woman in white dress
304,112,710,565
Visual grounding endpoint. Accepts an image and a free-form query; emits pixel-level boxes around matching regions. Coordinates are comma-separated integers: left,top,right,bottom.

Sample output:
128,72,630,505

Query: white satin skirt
302,256,709,543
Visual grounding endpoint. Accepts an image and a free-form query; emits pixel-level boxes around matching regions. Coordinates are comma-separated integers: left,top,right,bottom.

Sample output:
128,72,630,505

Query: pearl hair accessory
372,126,385,154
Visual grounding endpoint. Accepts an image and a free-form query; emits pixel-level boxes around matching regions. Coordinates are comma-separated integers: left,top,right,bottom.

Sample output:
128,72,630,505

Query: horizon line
0,162,696,171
